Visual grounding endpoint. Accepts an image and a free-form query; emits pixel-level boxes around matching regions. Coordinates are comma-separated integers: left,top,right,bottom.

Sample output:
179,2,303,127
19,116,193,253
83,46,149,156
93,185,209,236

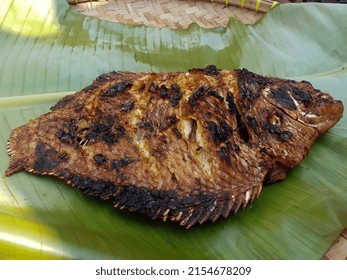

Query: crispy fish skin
5,66,344,228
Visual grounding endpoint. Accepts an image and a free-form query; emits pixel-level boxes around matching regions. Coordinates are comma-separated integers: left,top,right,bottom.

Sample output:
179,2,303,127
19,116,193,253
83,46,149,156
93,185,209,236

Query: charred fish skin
5,66,344,228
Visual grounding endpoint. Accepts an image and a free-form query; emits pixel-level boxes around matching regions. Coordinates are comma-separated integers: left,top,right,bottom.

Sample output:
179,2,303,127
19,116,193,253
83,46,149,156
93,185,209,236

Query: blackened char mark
291,86,312,104
104,81,133,97
114,186,177,218
83,84,98,93
264,123,281,134
155,84,183,107
218,146,231,165
169,84,183,107
58,153,69,162
166,116,179,126
228,104,249,143
263,123,293,142
220,120,232,135
158,84,182,107
226,94,237,114
94,154,107,164
247,117,258,131
56,119,76,145
203,65,220,76
171,91,182,107
84,112,125,145
92,116,114,134
208,90,224,102
105,126,126,145
269,85,297,110
208,121,231,144
226,93,251,143
34,142,61,172
171,83,180,92
113,185,230,228
226,141,233,152
77,176,118,199
236,114,250,143
188,65,220,76
111,157,134,169
160,115,179,132
50,95,75,111
159,85,169,98
96,73,112,82
236,69,266,102
278,131,293,142
56,169,118,199
87,126,125,146
55,168,234,228
188,86,206,107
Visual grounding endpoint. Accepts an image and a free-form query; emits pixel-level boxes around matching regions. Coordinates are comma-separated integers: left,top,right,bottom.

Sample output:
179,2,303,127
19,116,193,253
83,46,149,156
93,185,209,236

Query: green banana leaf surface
0,0,346,259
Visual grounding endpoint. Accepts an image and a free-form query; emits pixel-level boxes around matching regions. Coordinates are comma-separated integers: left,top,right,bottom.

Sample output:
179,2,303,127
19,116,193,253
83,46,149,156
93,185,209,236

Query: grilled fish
5,65,344,228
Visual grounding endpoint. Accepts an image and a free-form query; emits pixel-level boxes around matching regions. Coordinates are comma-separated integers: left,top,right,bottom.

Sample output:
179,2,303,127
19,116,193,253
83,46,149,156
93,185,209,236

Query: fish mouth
305,99,344,136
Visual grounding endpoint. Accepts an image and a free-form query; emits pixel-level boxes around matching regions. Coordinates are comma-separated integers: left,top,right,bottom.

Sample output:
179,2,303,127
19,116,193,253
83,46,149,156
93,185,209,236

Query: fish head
235,69,344,172
264,79,344,136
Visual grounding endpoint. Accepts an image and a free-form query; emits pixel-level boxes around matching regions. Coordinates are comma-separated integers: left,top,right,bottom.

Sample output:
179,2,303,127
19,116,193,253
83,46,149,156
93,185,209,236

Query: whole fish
6,65,344,228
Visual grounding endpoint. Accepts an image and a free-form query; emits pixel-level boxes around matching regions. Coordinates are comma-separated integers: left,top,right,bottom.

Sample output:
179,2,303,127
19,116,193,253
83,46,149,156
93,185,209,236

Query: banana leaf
0,0,346,259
